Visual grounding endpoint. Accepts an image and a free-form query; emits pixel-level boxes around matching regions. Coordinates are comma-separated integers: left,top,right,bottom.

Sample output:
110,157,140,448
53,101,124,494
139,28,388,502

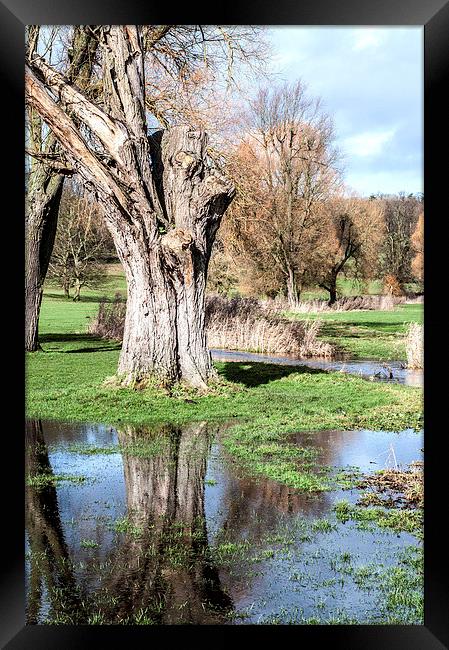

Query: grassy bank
26,279,422,491
43,263,423,362
284,304,423,360
27,278,423,624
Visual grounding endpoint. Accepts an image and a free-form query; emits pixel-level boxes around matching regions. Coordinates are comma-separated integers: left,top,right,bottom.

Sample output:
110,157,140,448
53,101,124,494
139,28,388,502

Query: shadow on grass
43,293,126,304
63,346,120,353
217,361,327,388
40,333,99,343
321,324,401,339
321,321,409,333
39,332,121,353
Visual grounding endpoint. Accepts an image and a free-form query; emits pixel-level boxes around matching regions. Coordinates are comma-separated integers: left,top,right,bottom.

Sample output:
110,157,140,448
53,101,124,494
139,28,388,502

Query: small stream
211,349,423,387
26,419,423,625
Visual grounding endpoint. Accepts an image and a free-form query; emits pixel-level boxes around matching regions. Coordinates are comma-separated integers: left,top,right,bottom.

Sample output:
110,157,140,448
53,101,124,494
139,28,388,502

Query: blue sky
266,27,423,197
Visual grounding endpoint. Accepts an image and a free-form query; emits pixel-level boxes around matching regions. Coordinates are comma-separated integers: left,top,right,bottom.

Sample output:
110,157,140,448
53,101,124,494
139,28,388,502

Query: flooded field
211,349,423,387
25,420,423,625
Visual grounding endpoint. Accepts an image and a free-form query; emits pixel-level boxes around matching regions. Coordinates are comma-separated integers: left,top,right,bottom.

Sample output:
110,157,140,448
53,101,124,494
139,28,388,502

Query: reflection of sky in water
26,420,423,624
203,429,422,621
211,349,423,387
289,429,423,473
37,422,127,591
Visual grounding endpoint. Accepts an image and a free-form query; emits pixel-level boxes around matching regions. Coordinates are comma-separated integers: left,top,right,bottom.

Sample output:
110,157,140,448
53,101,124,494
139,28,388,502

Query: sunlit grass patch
112,515,144,538
333,500,423,537
26,472,88,489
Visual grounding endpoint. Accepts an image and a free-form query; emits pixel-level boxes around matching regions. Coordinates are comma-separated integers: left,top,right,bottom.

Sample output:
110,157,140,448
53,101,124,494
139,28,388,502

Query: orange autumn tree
411,211,424,284
314,195,385,304
219,82,340,304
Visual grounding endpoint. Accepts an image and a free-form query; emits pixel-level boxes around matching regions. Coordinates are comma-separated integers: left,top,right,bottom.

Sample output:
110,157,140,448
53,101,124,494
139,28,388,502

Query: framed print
2,0,448,647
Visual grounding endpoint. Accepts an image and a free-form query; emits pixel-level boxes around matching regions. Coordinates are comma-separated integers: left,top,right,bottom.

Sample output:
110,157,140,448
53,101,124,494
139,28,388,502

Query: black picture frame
2,1,447,647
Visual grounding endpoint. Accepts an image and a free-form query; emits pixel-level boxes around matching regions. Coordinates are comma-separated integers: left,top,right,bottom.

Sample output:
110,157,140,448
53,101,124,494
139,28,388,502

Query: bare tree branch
29,56,127,163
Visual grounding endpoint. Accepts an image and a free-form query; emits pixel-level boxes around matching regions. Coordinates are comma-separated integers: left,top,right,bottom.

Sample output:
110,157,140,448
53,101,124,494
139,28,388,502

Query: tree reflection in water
25,420,83,623
25,419,233,624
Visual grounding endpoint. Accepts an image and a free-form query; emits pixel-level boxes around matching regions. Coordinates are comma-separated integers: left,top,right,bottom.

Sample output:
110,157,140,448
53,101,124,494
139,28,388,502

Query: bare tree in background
25,26,99,350
47,184,112,300
379,193,422,291
316,196,385,304
219,141,287,298
26,26,265,388
411,211,424,285
223,82,340,305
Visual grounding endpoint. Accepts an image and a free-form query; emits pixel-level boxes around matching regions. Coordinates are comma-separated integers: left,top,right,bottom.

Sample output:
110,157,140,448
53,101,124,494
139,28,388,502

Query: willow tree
225,81,339,307
315,196,385,305
26,26,236,388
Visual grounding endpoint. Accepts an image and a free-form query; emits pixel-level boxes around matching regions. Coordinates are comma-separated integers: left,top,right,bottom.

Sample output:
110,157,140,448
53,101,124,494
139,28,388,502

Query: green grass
284,304,423,360
26,471,88,489
26,347,423,490
112,515,143,538
80,539,100,549
299,278,421,301
41,262,126,340
300,278,383,301
377,546,423,624
27,272,423,490
334,500,423,537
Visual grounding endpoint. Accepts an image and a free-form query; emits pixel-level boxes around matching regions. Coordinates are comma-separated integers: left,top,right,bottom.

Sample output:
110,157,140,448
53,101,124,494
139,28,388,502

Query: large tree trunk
25,27,235,388
118,241,212,387
320,269,338,306
328,285,337,305
25,173,64,350
286,267,301,308
327,273,338,306
109,126,233,389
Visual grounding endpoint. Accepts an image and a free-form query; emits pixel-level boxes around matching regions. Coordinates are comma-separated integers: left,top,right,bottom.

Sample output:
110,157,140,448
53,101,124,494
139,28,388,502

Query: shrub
205,295,264,322
277,294,405,314
89,294,337,358
88,292,126,340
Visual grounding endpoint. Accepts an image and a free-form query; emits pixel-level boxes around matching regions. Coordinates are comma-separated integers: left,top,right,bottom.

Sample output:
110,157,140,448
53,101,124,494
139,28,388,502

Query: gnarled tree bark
25,167,64,351
26,26,235,387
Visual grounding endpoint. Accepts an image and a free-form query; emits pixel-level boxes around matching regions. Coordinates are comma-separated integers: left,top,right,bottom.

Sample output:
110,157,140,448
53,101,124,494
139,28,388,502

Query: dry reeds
206,296,335,358
205,295,335,357
206,311,334,357
89,293,337,358
358,461,423,508
278,294,405,313
405,295,424,305
406,323,423,369
88,292,126,340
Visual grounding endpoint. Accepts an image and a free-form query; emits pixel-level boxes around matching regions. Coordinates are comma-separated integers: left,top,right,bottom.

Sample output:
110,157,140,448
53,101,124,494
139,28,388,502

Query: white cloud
345,169,423,196
266,27,422,195
343,129,396,157
352,29,385,51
